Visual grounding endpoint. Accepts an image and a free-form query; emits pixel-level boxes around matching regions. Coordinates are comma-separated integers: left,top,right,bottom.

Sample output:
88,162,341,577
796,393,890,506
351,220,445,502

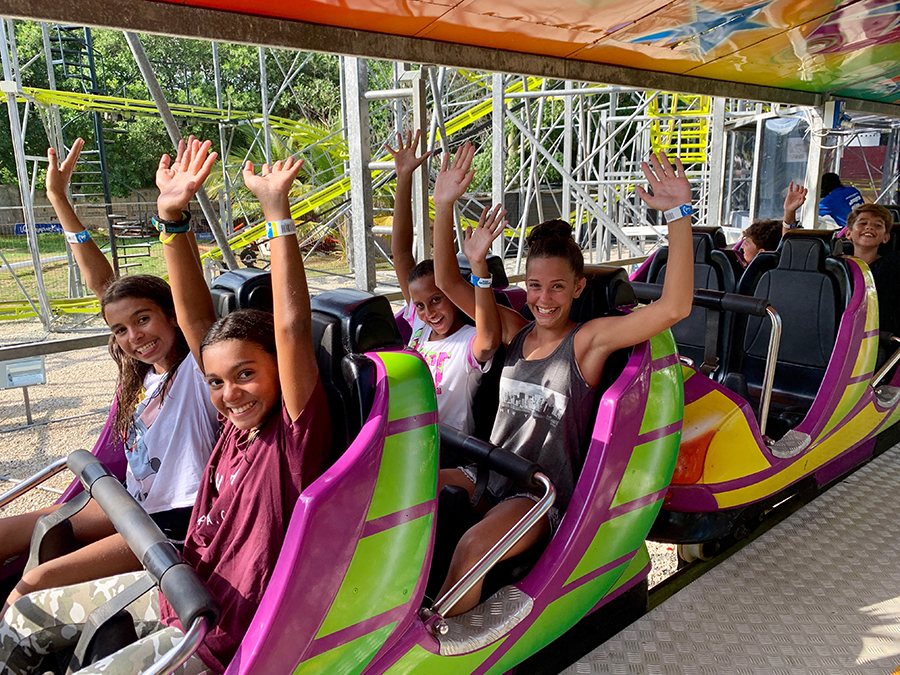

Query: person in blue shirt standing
819,173,864,228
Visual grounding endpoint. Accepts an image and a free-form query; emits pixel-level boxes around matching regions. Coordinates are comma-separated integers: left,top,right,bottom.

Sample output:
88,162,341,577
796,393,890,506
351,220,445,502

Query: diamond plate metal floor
565,444,900,675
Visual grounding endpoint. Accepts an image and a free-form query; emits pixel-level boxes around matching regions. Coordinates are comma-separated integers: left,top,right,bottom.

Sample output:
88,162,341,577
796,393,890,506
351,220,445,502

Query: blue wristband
469,273,492,289
662,204,693,222
64,229,91,244
151,211,192,234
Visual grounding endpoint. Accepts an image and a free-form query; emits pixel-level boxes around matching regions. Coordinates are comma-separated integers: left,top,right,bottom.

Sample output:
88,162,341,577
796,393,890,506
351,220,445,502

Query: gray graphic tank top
489,323,596,511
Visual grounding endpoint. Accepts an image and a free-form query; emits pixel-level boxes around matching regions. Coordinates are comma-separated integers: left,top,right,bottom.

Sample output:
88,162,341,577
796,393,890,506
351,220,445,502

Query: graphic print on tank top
498,379,567,427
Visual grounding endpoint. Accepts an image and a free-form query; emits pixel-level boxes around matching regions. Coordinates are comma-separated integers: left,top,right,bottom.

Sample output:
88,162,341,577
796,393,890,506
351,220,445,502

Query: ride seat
644,227,737,373
310,289,403,463
728,229,851,411
474,265,636,600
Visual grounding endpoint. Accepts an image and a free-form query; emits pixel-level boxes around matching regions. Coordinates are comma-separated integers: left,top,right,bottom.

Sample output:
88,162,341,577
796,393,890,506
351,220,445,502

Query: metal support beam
803,105,827,229
491,72,505,257
410,68,430,262
0,19,51,327
706,97,727,229
123,31,238,270
344,56,376,290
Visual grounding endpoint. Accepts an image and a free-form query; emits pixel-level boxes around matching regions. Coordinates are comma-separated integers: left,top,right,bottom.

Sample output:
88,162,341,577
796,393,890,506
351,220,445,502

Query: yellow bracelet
159,231,178,244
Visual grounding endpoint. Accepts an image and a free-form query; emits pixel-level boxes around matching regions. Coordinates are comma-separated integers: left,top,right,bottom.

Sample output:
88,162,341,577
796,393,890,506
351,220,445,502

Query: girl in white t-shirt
0,138,218,612
387,131,503,435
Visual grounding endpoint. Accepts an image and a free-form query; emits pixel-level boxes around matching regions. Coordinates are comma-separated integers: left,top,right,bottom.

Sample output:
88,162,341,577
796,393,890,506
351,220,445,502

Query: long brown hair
100,275,190,439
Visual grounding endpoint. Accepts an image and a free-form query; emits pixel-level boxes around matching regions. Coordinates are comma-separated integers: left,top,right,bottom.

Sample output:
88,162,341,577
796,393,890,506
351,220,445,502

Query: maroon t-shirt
159,381,330,672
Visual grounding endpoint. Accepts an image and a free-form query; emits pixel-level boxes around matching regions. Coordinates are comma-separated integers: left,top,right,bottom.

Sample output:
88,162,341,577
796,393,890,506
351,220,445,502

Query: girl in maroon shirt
0,139,330,675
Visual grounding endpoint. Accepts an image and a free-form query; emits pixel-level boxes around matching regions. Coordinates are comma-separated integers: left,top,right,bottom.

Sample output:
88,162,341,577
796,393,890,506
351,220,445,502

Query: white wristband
663,204,693,222
265,218,297,238
65,229,91,244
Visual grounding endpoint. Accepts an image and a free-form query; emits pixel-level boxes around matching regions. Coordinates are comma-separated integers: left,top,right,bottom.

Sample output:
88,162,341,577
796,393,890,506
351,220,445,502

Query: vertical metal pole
563,81,574,226
706,97,727,229
749,113,764,222
491,73,506,257
258,46,272,166
124,32,238,269
212,42,234,236
0,19,51,327
345,57,375,291
83,27,119,274
411,68,430,262
880,127,897,203
803,105,826,229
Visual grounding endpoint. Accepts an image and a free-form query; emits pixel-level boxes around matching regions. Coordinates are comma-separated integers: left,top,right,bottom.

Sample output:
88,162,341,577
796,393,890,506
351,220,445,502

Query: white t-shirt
124,354,218,515
403,304,491,434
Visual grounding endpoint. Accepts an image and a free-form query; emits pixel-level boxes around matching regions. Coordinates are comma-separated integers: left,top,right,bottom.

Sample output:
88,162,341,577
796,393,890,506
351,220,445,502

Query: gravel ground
0,265,679,584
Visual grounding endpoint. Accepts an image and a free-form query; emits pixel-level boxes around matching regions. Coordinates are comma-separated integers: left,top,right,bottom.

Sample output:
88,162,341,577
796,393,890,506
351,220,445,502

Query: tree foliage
0,22,343,196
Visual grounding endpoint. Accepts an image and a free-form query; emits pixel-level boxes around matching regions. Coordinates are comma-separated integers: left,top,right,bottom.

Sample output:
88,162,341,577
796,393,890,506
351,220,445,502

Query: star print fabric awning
138,0,900,106
12,0,900,108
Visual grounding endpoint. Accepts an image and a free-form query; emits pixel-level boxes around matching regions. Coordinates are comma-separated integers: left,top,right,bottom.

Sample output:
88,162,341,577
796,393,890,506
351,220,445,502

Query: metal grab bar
758,306,782,437
0,456,68,509
872,335,900,389
141,615,211,675
429,472,556,630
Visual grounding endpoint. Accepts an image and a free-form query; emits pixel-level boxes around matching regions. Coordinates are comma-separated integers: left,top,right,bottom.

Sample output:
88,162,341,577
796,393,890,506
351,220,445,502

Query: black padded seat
729,229,851,411
644,227,737,373
310,289,403,462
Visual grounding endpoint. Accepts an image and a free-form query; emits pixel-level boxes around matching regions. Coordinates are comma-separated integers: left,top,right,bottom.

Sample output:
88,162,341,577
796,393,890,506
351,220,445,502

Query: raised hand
385,129,432,178
242,157,305,219
157,137,217,221
636,152,692,215
46,137,84,199
433,142,476,206
784,181,808,214
464,204,507,264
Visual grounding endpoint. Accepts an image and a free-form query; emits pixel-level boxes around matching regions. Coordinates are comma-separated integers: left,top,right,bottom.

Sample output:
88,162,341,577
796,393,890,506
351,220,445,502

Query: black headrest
691,226,727,250
885,206,900,223
209,268,273,317
310,289,402,354
571,266,636,322
456,253,510,287
692,234,713,261
777,230,831,272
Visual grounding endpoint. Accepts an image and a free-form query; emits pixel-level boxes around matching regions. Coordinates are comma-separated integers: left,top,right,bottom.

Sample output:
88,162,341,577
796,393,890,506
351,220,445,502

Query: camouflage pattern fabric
0,572,209,675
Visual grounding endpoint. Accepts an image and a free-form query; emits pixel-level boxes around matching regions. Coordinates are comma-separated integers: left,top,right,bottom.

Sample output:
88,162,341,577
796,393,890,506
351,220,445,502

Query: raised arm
576,152,694,381
386,130,432,302
46,138,115,299
432,143,526,345
782,181,807,234
243,158,316,420
462,205,505,363
156,138,218,364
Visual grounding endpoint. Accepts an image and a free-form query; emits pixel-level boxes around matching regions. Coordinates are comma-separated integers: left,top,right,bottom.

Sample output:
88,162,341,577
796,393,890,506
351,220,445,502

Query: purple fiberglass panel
395,307,412,345
629,255,654,282
228,357,392,675
57,397,126,504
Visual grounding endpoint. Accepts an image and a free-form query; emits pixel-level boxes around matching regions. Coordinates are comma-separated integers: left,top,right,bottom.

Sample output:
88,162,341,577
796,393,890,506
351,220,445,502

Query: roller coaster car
634,229,900,552
1,267,683,675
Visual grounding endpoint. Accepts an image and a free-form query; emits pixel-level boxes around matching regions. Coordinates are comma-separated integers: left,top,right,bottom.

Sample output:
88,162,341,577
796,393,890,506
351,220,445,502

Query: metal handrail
872,336,900,389
758,305,782,437
0,456,68,508
429,472,556,630
141,615,211,675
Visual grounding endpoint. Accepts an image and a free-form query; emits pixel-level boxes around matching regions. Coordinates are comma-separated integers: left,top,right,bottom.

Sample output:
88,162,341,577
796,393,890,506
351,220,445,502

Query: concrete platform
565,444,900,675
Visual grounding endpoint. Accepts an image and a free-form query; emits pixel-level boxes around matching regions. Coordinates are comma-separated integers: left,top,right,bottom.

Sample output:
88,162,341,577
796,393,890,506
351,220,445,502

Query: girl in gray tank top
430,147,695,616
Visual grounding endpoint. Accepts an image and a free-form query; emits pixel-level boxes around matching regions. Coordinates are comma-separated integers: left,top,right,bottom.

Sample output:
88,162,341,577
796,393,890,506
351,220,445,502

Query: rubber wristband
151,211,192,234
159,232,177,244
64,229,91,244
469,273,492,289
662,204,693,222
266,218,297,238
